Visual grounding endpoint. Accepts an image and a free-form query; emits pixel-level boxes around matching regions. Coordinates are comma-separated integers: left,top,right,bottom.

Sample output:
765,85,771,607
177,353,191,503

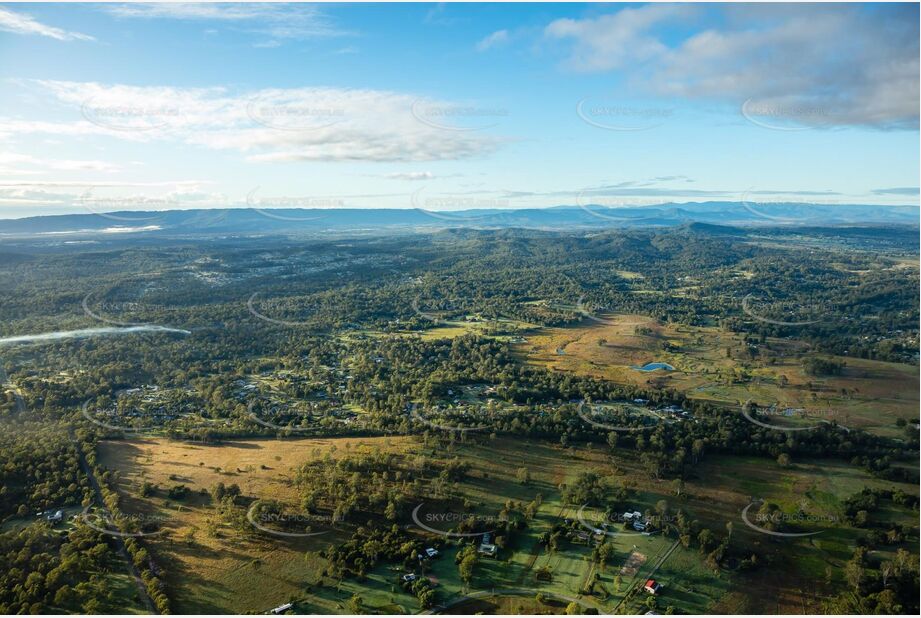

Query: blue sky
0,2,918,219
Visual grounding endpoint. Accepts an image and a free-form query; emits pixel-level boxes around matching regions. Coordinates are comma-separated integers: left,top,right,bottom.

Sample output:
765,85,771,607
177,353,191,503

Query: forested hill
0,201,917,236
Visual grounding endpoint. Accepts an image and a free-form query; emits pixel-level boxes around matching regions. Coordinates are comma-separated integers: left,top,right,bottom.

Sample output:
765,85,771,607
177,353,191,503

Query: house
425,548,439,558
269,602,293,614
478,542,497,557
644,579,662,595
478,533,497,557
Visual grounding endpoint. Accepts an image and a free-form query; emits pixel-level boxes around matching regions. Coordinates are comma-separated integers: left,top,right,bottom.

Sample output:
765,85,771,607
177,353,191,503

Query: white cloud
0,6,95,41
544,3,918,129
476,29,509,52
102,2,348,40
545,4,691,71
0,81,506,163
0,180,221,215
384,172,434,181
0,152,121,174
871,187,919,196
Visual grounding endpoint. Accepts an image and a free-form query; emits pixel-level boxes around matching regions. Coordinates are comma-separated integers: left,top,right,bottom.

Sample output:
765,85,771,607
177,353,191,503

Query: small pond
633,362,675,372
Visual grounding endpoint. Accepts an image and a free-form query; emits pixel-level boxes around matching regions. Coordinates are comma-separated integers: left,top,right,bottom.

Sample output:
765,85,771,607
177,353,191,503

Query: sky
0,1,918,219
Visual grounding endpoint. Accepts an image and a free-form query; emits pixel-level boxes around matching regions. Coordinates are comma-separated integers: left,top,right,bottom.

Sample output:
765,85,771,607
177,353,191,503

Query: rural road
70,428,158,614
611,539,680,614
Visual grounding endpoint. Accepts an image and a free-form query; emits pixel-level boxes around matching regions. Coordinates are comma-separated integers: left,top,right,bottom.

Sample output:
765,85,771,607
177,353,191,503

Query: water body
0,325,190,345
633,362,675,372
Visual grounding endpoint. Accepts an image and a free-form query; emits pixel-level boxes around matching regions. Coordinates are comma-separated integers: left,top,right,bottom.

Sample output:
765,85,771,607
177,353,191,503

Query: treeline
0,421,145,614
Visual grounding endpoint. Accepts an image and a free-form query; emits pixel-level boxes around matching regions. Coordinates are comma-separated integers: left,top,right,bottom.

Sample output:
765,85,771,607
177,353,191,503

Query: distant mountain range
0,201,917,237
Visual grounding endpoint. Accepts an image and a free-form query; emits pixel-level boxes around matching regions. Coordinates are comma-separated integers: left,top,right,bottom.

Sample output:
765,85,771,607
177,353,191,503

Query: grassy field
97,436,416,614
389,315,538,342
667,454,918,613
515,314,918,437
97,435,722,614
96,431,917,615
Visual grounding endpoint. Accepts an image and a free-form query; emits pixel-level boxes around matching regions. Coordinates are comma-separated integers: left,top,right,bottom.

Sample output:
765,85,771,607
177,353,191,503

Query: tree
516,467,530,485
346,594,363,614
672,478,684,497
459,554,477,584
456,545,478,585
698,529,714,552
